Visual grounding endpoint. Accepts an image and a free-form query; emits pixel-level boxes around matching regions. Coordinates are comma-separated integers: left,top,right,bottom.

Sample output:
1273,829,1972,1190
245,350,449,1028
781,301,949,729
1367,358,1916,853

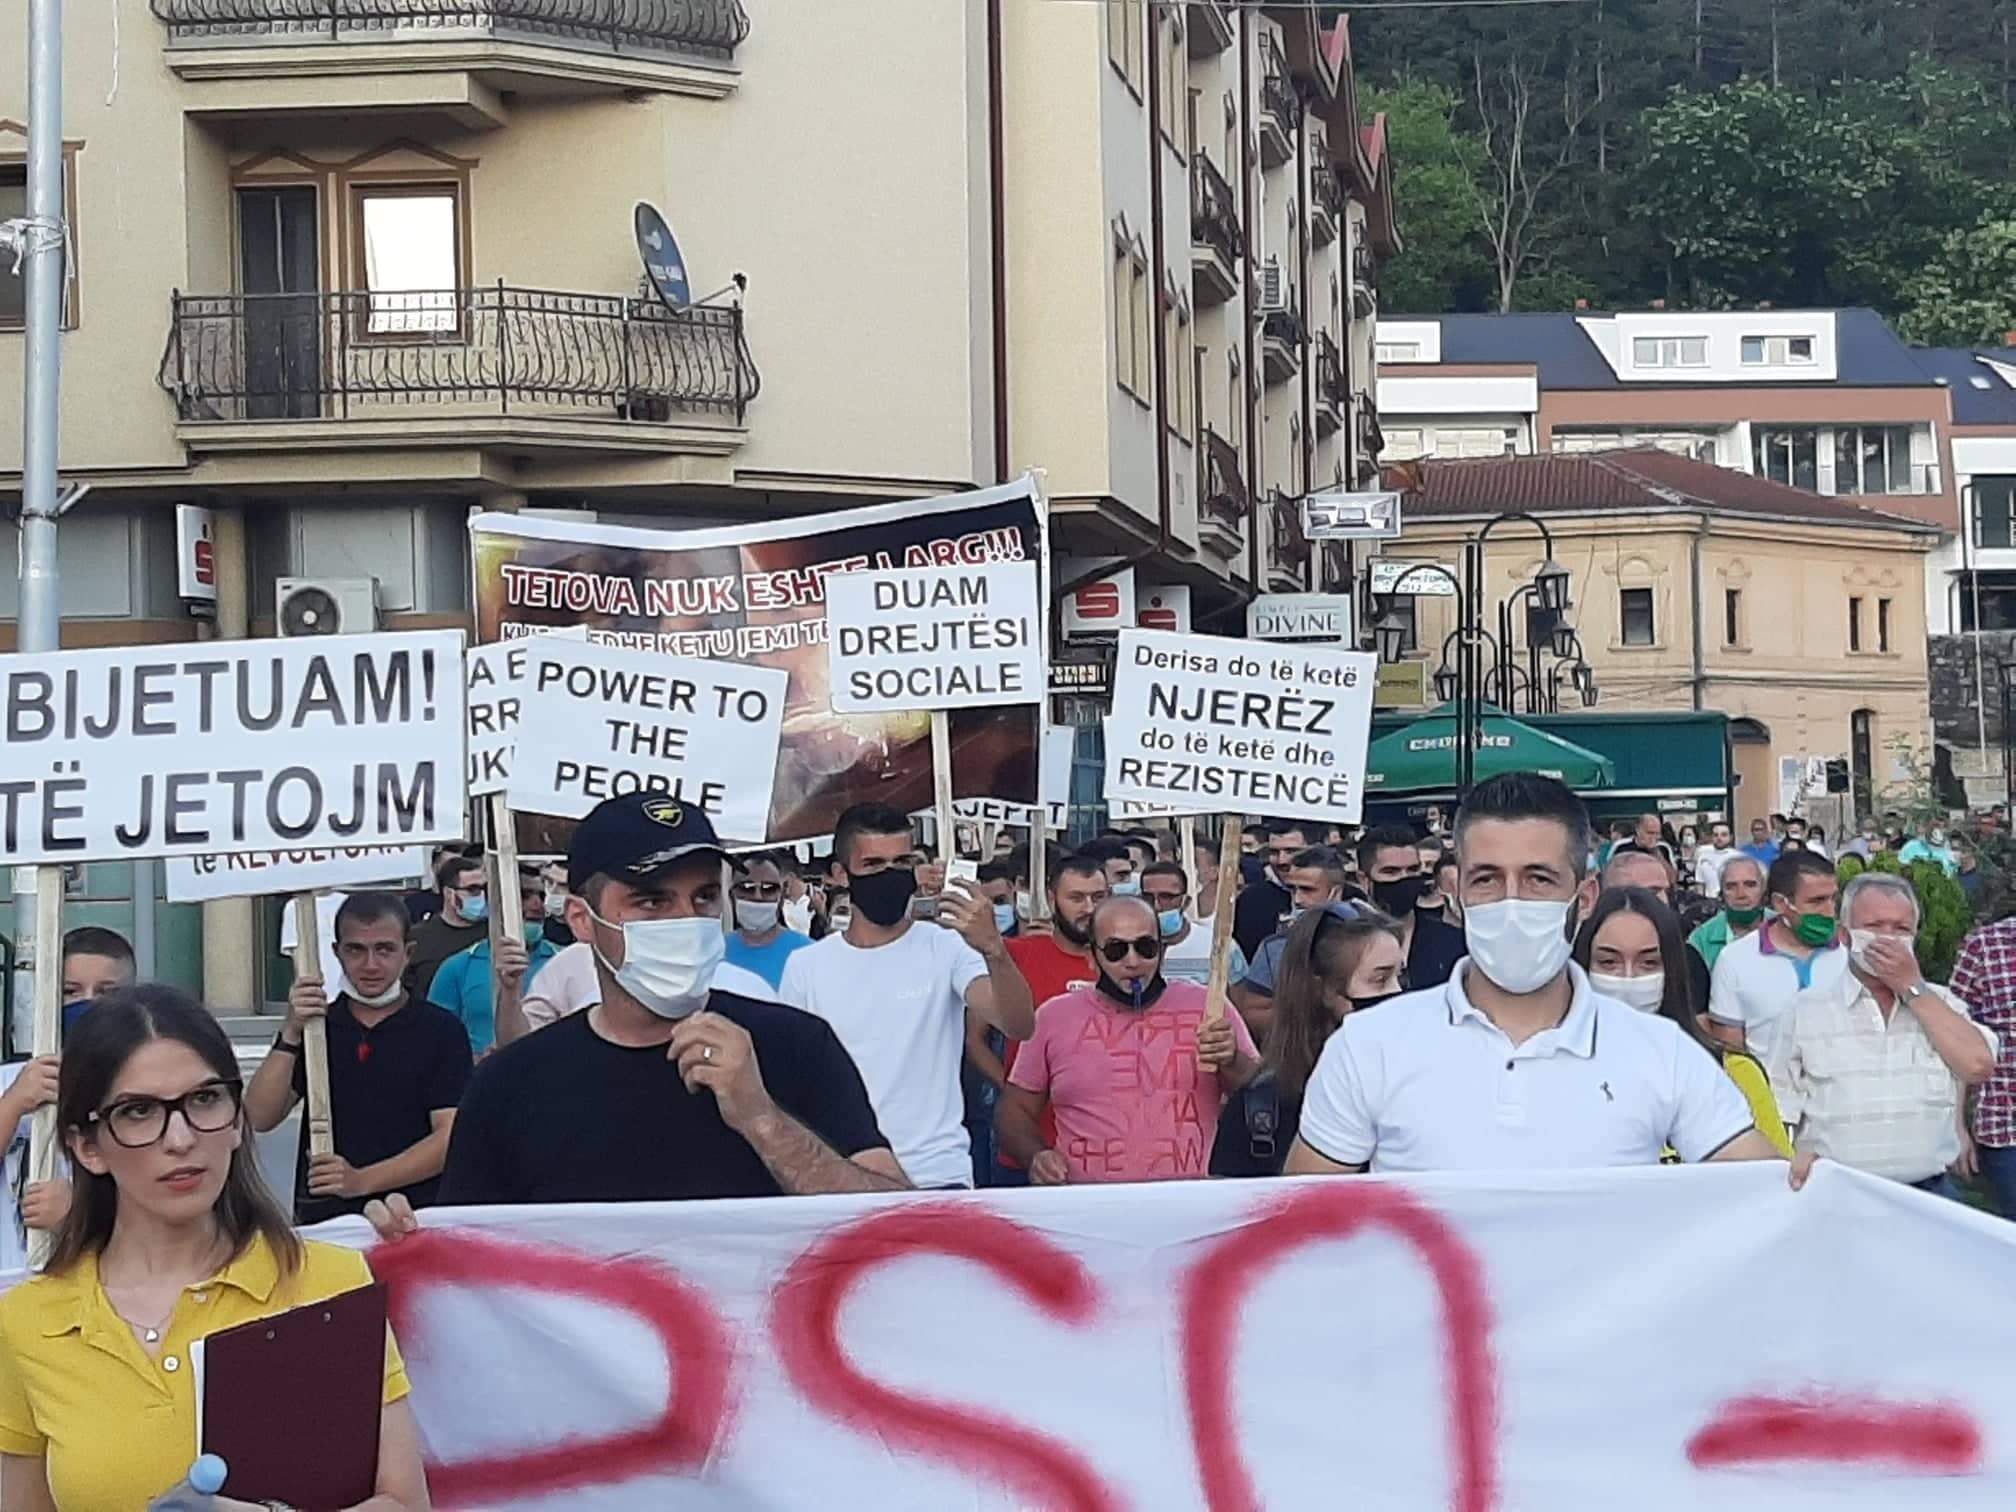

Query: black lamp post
2001,661,2016,811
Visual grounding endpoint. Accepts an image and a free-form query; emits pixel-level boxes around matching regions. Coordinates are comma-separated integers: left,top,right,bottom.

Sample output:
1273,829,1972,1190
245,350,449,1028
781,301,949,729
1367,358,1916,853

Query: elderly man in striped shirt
1768,872,1996,1197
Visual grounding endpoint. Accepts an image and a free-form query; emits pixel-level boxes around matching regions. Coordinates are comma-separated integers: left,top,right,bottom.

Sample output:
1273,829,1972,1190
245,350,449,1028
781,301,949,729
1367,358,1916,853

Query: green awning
1365,705,1617,793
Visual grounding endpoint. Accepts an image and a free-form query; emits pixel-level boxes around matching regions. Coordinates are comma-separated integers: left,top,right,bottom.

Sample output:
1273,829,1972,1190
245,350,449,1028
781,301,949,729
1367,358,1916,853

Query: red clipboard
197,1281,386,1509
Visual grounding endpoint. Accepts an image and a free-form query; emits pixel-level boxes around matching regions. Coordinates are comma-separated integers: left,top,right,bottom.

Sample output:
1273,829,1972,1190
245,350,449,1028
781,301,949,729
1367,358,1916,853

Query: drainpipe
1689,513,1708,710
1240,9,1260,593
987,0,1010,484
1297,94,1313,591
1145,0,1173,558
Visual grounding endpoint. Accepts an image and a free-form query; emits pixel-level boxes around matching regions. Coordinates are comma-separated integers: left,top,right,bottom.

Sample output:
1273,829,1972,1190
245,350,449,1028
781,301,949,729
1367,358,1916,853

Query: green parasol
1364,705,1617,793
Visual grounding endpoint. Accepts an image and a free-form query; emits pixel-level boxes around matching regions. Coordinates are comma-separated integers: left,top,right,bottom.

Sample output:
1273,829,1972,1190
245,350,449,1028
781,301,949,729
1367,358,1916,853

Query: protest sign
935,724,1077,833
823,562,1043,714
164,844,427,904
1104,629,1378,825
469,476,1047,843
250,1164,2016,1510
0,632,465,864
465,626,589,797
508,638,786,842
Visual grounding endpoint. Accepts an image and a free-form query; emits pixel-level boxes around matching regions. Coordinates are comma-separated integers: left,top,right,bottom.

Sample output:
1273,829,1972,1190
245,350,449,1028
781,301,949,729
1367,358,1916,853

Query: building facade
1379,450,1937,828
0,0,1396,1000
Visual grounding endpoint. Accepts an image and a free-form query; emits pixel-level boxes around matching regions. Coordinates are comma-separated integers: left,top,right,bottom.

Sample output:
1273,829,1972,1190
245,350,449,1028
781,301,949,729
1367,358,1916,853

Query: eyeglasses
1099,936,1164,962
88,1079,243,1149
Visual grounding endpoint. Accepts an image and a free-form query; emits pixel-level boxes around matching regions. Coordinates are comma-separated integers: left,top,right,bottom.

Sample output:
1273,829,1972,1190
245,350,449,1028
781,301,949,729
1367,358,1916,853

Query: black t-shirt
1406,913,1468,990
437,991,891,1206
1233,880,1290,960
291,995,474,1225
404,912,486,1000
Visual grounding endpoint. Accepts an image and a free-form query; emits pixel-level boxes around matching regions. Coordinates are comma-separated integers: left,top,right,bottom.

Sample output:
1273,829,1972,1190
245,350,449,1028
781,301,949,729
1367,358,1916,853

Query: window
1848,595,1863,653
1106,0,1143,92
1633,335,1706,369
1164,294,1194,439
1112,239,1134,395
1740,334,1817,367
1620,587,1655,646
1129,254,1151,405
1436,428,1513,459
1752,426,1819,491
1554,430,1621,454
1878,597,1892,653
1835,424,1916,495
1973,477,2016,548
1959,571,2016,631
1724,588,1742,647
1376,341,1421,364
0,160,78,330
1382,427,1426,461
354,185,460,335
1226,351,1242,450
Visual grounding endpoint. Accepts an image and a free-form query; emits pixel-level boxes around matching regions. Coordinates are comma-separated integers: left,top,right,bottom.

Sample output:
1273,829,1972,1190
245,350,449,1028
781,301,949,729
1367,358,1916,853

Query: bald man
994,895,1259,1185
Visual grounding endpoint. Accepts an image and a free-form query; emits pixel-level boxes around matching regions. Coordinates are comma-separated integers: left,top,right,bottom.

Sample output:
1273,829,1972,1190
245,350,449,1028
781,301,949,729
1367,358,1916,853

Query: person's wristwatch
269,1030,302,1055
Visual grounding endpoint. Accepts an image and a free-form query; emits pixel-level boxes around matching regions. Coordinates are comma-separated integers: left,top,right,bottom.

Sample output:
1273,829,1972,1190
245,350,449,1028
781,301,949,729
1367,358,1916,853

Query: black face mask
847,866,917,927
1095,972,1166,1011
1372,875,1429,917
1351,990,1405,1013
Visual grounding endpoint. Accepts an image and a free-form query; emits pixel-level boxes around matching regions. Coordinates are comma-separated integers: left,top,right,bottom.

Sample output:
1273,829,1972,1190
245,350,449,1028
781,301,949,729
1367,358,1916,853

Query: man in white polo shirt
1285,772,1782,1174
1707,848,1851,1069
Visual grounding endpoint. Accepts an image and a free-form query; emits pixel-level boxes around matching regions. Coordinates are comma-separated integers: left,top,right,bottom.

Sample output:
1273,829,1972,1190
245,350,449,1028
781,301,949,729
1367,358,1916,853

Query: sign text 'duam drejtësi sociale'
0,633,466,864
824,561,1044,714
1103,629,1377,823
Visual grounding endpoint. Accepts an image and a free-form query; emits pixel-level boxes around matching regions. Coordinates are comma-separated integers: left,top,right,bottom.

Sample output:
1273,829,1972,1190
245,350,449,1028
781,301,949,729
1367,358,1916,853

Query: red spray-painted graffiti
1687,1393,1983,1473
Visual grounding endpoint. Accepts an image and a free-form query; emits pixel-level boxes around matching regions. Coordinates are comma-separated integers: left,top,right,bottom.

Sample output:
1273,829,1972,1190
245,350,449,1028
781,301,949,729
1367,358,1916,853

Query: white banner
1370,559,1460,597
465,626,589,798
0,632,465,864
508,638,786,841
824,562,1043,714
296,1165,2016,1510
1104,630,1377,825
164,844,427,904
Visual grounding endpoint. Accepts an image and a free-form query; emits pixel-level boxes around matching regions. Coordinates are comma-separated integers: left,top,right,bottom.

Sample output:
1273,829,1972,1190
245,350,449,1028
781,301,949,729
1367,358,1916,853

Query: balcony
1261,304,1303,385
1259,37,1296,170
150,0,750,106
1357,392,1386,476
1315,330,1345,435
1191,151,1242,308
1186,0,1232,56
1198,425,1248,557
1266,490,1309,588
158,284,759,457
1312,172,1344,248
1352,241,1378,320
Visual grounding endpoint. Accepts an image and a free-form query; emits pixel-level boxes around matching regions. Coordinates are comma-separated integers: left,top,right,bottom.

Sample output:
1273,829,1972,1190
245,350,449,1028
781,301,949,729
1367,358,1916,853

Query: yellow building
1381,448,1937,826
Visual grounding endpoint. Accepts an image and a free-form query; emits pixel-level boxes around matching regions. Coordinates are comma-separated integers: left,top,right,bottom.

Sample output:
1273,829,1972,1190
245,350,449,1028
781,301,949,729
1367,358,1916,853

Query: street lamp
1434,666,1460,703
1549,619,1580,660
1373,608,1411,666
1535,558,1573,613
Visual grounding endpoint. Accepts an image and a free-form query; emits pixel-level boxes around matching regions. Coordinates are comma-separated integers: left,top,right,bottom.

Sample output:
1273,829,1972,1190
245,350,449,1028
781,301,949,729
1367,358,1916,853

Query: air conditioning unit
1257,258,1287,313
276,577,379,638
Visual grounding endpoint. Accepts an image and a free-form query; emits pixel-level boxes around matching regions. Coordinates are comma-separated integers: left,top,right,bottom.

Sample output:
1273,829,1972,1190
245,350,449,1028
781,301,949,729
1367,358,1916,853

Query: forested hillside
1354,0,2016,342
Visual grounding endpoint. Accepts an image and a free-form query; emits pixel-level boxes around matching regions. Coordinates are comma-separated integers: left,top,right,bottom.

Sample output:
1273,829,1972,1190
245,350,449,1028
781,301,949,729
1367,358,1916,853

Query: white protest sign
824,561,1042,713
931,725,1078,832
0,632,465,864
509,638,786,841
465,625,588,797
165,844,427,904
277,890,348,999
256,1164,2016,1510
1105,628,1377,824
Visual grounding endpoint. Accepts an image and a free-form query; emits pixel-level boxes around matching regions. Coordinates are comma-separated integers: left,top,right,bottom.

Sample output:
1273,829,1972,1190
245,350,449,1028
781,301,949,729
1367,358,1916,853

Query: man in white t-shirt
0,1056,61,1271
1708,848,1850,1069
1285,772,1782,1175
1140,861,1247,988
780,803,1036,1188
1690,821,1742,900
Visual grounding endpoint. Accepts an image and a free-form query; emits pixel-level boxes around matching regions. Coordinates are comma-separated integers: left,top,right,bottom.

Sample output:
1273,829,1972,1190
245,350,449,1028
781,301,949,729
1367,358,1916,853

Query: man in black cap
369,793,905,1228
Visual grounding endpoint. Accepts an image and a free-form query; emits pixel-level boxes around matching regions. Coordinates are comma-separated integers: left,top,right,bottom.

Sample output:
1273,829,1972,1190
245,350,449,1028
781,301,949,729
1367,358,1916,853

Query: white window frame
1633,335,1708,369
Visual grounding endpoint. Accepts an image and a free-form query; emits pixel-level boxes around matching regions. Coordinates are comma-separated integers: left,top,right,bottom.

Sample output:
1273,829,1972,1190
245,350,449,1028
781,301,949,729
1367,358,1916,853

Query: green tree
1361,81,1493,313
1899,220,2016,346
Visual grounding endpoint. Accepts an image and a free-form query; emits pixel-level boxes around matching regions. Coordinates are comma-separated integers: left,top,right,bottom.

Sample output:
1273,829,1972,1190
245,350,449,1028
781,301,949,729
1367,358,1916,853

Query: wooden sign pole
25,866,62,1270
487,793,528,1046
289,893,335,1161
1029,824,1050,925
931,710,958,866
1201,817,1244,1024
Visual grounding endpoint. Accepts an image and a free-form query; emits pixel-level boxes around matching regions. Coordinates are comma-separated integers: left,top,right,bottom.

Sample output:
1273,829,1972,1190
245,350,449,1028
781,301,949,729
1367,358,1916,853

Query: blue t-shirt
1741,840,1781,865
429,936,558,1056
724,929,814,990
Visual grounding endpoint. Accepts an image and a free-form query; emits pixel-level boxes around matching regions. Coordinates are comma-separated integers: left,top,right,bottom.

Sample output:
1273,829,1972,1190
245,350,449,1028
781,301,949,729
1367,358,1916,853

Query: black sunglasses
1099,936,1164,962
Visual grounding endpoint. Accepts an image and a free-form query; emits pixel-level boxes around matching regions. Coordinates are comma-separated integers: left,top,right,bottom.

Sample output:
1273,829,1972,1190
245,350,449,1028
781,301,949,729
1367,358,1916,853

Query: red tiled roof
1404,447,1939,531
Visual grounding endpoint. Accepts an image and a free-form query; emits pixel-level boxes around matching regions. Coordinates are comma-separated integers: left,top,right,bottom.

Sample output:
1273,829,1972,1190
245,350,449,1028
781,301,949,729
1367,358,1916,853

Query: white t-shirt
521,941,778,1031
1297,962,1755,1173
1707,926,1851,1070
1691,845,1742,898
779,922,988,1188
0,1062,28,1273
1160,926,1247,988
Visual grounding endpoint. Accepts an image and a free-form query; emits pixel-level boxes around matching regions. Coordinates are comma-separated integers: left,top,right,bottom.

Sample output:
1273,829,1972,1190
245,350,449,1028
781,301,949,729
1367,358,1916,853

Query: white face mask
350,979,404,1009
1589,969,1665,1012
587,909,725,1019
1462,897,1577,996
1847,927,1907,973
543,889,568,916
734,898,782,935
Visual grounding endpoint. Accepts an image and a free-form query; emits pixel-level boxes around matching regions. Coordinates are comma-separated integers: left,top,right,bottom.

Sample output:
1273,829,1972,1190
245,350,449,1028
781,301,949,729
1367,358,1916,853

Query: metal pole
12,0,66,1058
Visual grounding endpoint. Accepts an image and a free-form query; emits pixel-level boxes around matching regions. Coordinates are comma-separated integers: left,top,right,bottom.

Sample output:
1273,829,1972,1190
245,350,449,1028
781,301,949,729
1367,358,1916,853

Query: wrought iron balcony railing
1269,490,1309,571
1200,425,1248,527
1317,330,1348,406
1191,150,1242,267
149,0,751,60
1260,35,1297,139
1352,241,1378,317
159,283,760,425
1262,305,1305,350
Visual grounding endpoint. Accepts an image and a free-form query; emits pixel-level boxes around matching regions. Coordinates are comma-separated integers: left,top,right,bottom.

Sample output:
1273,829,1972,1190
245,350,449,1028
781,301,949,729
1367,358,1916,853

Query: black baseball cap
566,793,728,892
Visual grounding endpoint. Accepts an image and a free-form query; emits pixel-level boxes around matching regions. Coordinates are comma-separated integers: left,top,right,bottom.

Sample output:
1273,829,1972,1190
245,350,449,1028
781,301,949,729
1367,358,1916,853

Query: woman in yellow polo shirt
0,985,430,1511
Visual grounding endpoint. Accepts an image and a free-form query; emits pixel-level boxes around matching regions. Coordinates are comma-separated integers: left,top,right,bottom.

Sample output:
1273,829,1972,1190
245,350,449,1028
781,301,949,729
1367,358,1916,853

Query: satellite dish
633,202,692,310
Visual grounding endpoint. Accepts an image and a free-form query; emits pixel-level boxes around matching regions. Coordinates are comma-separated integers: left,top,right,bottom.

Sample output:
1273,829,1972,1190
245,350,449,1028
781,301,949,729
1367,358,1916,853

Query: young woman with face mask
1211,906,1406,1178
1574,887,1793,1158
0,987,431,1512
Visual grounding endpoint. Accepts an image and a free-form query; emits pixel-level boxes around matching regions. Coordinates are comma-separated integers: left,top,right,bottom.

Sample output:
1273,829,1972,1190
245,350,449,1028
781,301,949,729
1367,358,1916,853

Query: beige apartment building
1382,449,1937,827
0,0,1396,998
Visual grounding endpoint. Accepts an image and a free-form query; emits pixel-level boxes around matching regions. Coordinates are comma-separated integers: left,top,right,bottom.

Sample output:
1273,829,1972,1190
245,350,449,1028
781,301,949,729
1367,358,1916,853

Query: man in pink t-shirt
997,895,1259,1184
